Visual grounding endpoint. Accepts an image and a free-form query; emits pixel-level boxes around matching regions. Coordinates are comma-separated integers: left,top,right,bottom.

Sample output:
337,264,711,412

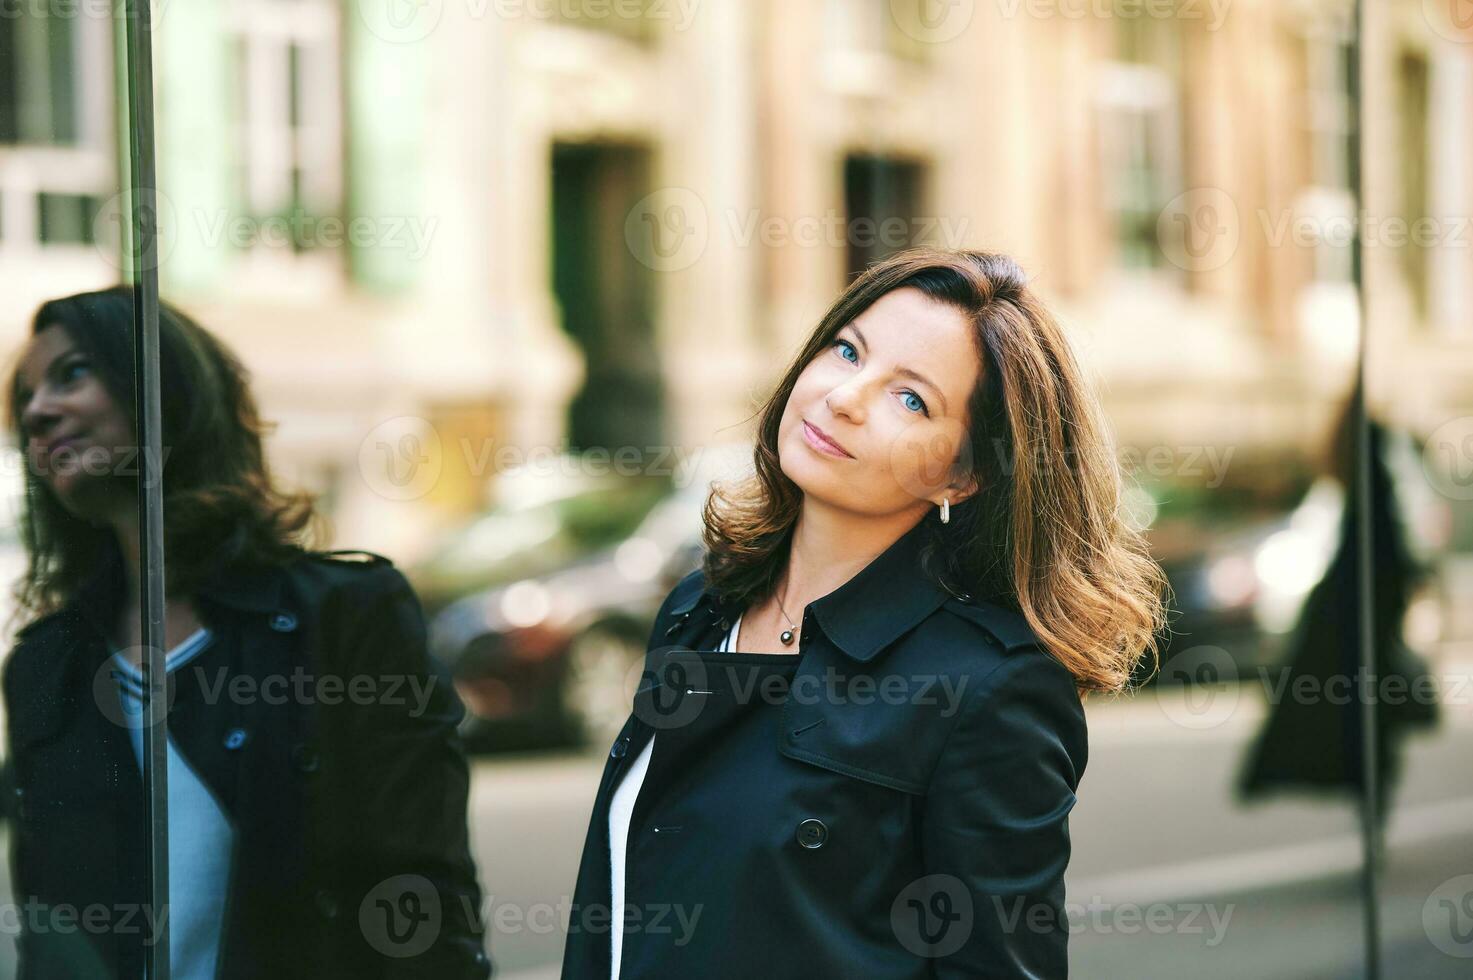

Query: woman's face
778,286,982,520
15,324,134,517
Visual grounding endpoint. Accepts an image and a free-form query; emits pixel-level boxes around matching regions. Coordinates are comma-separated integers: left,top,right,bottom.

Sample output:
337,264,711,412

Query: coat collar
670,516,959,664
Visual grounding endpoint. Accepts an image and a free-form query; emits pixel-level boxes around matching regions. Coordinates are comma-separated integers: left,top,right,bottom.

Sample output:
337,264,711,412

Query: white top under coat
110,627,235,980
606,613,743,980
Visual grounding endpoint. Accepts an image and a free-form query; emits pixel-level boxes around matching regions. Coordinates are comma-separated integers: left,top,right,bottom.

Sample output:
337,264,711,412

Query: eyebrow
845,324,949,414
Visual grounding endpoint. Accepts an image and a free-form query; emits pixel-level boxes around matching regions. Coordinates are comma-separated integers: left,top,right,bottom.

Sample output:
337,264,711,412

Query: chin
779,458,849,512
49,479,114,523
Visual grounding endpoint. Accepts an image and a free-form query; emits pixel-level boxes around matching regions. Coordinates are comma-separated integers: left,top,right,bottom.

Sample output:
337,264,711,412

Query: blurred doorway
550,141,665,457
843,152,928,281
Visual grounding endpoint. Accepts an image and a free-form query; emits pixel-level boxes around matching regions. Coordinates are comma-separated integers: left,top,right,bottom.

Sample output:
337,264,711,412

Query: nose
20,387,62,442
824,373,868,424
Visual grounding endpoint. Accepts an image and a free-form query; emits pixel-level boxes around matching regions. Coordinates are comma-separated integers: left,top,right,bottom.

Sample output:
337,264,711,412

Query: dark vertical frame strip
120,0,170,976
1348,0,1380,976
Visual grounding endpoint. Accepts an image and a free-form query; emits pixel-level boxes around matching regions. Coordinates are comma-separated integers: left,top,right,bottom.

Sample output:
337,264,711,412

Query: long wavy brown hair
703,247,1168,695
5,285,324,622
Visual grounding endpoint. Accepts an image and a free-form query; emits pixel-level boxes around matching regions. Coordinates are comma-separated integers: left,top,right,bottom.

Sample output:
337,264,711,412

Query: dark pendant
780,629,794,645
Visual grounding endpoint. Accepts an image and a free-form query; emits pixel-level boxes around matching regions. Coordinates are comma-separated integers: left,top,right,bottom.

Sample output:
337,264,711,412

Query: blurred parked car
421,444,750,752
409,461,674,620
1148,427,1451,685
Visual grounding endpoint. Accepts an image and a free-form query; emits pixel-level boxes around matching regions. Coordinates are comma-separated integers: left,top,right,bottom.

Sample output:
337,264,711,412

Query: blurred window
1299,19,1354,285
0,4,113,249
1397,48,1430,316
1422,48,1473,336
1095,19,1182,272
226,0,343,257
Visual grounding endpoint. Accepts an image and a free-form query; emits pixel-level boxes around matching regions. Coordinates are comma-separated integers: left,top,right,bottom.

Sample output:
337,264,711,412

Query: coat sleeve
331,565,493,979
918,650,1088,979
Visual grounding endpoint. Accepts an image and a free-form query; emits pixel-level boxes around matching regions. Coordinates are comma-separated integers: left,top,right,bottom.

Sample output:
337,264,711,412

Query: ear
929,472,981,509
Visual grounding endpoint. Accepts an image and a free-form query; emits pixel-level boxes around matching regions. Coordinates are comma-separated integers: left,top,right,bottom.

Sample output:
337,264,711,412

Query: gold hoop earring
940,498,950,524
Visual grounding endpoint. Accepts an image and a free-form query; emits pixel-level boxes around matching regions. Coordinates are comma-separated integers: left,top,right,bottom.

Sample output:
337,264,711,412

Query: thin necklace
774,576,799,646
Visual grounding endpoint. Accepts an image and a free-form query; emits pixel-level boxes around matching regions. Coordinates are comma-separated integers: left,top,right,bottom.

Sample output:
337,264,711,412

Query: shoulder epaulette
940,596,1041,652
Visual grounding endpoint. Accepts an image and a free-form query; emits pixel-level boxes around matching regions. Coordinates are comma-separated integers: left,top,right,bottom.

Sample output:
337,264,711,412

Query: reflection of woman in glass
562,248,1167,978
1237,379,1440,851
2,286,491,979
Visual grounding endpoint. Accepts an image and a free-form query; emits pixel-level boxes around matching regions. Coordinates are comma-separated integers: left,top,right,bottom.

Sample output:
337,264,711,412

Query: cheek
782,369,825,426
888,424,966,497
790,364,827,401
83,387,132,441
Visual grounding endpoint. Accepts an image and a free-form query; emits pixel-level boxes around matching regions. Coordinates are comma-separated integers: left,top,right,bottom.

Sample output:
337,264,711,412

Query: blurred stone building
0,0,1467,558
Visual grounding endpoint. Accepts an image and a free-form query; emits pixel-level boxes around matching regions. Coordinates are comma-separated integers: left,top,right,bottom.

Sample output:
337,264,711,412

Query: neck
779,498,924,617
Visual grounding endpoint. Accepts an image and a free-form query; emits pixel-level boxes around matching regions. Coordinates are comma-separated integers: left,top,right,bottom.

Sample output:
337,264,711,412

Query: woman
562,248,1167,978
1237,380,1440,849
2,286,491,979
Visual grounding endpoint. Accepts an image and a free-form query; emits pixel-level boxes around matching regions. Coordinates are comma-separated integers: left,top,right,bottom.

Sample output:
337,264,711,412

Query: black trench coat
561,518,1090,979
1,540,491,979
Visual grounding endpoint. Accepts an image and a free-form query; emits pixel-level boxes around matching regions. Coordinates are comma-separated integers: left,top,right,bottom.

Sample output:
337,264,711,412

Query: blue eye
901,392,928,415
833,339,858,363
58,359,89,384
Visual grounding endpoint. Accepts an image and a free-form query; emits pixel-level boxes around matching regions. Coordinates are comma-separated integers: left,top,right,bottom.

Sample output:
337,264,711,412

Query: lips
35,434,83,455
803,420,853,458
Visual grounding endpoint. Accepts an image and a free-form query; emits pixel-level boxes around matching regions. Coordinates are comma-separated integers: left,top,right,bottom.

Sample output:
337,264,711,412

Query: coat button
314,888,340,919
796,817,828,849
269,612,298,633
223,728,248,750
292,743,320,773
610,737,630,759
